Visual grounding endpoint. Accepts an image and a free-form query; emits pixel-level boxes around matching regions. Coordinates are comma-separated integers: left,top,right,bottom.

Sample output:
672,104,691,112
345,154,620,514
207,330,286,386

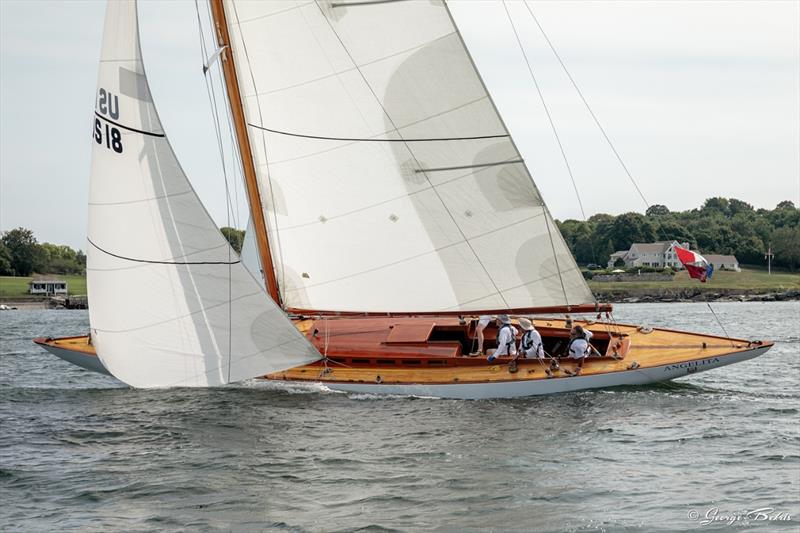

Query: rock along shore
592,287,800,304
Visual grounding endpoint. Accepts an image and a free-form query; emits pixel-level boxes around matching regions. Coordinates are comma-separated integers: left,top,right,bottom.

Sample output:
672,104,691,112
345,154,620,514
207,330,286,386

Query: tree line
0,228,86,277
3,198,798,277
556,198,800,270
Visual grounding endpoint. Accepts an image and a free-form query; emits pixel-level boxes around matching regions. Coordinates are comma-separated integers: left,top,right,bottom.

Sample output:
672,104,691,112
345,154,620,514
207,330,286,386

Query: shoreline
592,287,800,304
2,289,798,310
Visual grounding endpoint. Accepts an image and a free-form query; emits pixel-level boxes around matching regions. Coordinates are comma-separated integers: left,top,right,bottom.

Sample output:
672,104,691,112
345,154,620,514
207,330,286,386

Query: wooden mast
209,0,281,304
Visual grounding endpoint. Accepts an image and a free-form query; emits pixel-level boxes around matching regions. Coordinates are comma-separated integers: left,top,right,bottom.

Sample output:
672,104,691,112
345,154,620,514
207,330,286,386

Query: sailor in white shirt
487,315,517,362
568,325,594,359
518,318,544,359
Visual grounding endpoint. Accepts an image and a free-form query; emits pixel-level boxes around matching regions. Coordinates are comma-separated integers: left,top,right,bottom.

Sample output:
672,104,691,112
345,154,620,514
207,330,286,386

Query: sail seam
264,95,495,166
312,0,511,308
235,1,315,25
248,31,457,99
88,238,241,266
271,155,525,232
442,270,576,310
94,111,164,137
88,189,193,206
443,0,578,306
247,123,509,143
283,211,545,293
331,0,410,7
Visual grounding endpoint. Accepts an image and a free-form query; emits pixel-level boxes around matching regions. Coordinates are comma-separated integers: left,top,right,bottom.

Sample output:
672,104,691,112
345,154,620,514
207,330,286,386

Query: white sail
223,0,593,312
87,0,319,388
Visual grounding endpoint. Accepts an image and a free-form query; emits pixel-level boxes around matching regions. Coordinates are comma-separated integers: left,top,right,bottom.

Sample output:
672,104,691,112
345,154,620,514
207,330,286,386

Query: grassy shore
588,267,799,292
0,275,87,298
0,267,796,301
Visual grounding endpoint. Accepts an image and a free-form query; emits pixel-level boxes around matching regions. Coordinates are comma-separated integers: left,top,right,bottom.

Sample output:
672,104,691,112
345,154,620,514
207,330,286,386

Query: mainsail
87,0,319,388
221,0,594,313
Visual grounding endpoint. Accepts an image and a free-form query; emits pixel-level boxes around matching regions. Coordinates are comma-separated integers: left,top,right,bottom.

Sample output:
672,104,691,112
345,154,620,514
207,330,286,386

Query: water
1,302,798,532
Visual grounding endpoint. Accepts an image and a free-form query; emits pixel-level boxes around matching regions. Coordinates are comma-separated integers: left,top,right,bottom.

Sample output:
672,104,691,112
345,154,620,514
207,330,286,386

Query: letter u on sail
87,0,320,388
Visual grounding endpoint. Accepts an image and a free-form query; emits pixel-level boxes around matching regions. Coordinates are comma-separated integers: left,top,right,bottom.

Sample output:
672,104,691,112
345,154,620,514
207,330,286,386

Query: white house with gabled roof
607,241,690,269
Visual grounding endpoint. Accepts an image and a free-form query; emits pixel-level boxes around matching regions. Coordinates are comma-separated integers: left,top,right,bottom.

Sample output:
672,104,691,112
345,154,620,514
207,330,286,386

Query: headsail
221,0,593,313
87,0,319,388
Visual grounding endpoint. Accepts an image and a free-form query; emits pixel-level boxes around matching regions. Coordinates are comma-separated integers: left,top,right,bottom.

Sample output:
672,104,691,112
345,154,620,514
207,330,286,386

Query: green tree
771,227,800,271
1,227,45,276
0,241,13,275
610,212,656,251
221,227,245,253
728,198,753,216
645,204,670,217
701,197,731,217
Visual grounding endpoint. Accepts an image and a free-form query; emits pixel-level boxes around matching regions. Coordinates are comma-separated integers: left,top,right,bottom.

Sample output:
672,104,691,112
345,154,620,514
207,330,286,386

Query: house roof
28,279,66,284
609,251,628,258
705,254,738,264
630,241,672,253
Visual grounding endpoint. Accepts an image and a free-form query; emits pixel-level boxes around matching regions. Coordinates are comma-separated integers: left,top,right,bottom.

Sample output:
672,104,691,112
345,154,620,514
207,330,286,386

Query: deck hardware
627,361,640,370
375,375,382,383
702,342,707,349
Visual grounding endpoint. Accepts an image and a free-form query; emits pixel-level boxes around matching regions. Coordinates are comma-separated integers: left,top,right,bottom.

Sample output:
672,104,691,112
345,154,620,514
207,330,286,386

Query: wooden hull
33,316,773,398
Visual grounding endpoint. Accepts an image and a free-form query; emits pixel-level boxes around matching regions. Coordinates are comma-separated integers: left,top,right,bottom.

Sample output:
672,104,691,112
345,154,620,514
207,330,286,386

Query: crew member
518,318,544,359
487,315,517,362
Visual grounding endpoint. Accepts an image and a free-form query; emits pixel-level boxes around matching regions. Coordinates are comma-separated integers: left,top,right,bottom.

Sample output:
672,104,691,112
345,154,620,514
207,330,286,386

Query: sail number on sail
94,88,123,154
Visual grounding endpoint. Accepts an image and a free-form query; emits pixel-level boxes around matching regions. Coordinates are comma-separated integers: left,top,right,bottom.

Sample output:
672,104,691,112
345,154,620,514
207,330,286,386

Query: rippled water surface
1,302,798,532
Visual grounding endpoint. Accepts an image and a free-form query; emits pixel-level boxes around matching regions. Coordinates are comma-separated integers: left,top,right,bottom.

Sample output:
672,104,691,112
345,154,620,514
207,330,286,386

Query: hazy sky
1,0,798,251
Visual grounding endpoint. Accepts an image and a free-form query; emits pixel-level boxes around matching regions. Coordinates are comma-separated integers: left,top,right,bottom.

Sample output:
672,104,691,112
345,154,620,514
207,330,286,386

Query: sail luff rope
313,0,512,310
501,0,598,269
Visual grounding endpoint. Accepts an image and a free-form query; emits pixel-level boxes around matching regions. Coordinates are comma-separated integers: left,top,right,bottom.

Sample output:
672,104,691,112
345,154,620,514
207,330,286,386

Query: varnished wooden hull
33,316,773,398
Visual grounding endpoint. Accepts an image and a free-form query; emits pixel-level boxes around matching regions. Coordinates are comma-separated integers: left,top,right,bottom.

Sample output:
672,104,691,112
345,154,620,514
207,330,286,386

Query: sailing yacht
34,0,772,398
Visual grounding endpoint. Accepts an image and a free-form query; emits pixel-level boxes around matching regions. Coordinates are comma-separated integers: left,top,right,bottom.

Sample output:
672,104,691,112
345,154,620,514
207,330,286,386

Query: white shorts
477,315,492,329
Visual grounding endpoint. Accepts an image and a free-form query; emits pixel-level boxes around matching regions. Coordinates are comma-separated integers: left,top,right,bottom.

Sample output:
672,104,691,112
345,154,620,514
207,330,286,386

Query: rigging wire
194,0,235,381
501,1,585,222
520,2,735,336
194,0,241,232
522,0,650,210
501,0,597,267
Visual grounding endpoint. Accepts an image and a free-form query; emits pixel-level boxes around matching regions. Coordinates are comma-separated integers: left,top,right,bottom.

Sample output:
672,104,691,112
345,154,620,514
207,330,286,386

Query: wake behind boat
33,0,773,397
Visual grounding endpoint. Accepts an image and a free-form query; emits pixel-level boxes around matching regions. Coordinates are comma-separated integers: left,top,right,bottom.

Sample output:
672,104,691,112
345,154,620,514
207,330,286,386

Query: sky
1,0,798,251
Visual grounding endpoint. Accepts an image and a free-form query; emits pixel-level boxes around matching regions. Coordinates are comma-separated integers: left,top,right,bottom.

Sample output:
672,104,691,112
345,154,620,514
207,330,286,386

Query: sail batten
87,0,319,388
224,0,594,312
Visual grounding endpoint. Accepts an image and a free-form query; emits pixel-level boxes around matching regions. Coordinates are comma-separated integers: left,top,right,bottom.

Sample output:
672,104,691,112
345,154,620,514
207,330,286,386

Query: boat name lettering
664,357,720,372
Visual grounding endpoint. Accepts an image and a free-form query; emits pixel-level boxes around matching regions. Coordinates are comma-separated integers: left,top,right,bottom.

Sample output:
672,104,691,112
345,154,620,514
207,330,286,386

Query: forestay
87,0,319,388
223,0,593,312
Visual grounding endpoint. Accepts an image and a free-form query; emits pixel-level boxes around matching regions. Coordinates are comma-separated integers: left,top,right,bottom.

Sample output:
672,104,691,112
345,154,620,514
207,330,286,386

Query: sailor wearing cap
518,318,544,359
487,315,517,362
